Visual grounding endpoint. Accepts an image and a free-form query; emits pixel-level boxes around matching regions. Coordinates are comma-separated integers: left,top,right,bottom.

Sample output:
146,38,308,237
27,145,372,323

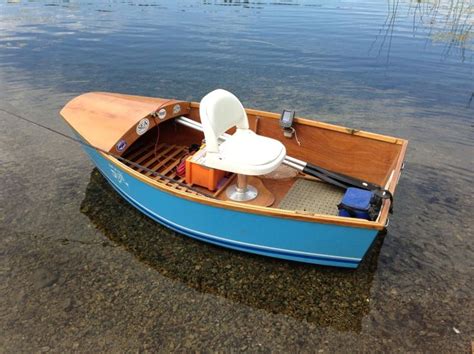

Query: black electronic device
280,110,295,128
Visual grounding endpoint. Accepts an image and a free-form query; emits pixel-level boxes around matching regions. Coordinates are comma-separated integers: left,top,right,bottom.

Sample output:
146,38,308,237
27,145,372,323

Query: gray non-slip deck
278,179,345,215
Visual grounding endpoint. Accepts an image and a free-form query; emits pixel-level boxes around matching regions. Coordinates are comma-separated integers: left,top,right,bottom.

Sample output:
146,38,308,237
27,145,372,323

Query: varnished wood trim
388,139,408,194
376,139,408,227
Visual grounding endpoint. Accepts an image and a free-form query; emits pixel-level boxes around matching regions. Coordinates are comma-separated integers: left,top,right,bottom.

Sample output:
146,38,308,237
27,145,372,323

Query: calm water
1,0,473,352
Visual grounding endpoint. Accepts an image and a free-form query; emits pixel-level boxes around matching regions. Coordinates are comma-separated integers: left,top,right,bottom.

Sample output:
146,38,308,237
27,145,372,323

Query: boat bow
60,92,190,154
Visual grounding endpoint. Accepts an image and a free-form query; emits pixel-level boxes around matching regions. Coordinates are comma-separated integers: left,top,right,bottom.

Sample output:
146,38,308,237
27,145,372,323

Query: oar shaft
260,133,377,190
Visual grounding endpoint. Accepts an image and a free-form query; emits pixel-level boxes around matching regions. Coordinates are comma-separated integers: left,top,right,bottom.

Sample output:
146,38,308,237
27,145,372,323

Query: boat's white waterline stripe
103,174,362,264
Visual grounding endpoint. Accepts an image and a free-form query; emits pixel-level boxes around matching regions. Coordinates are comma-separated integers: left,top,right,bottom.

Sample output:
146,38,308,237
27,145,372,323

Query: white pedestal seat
199,89,286,201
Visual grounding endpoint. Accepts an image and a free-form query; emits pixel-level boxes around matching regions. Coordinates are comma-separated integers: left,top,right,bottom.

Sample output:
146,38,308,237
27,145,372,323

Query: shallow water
0,0,473,352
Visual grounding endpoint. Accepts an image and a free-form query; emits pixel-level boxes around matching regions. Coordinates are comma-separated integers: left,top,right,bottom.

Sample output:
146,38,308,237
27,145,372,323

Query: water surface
1,0,473,352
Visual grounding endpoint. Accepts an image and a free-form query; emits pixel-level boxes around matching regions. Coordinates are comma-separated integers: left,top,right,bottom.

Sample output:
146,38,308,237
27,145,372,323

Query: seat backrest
199,89,249,153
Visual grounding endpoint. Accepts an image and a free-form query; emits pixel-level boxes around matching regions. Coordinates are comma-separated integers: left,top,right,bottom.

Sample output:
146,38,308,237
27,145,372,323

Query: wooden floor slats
135,144,170,170
145,146,187,177
125,142,154,161
123,143,198,195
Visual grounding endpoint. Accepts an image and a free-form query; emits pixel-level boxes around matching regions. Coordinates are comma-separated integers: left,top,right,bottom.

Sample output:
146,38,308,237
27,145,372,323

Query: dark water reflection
1,0,473,351
81,169,384,332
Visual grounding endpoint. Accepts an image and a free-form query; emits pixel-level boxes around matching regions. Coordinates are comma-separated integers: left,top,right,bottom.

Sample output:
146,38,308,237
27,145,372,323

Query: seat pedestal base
226,174,258,202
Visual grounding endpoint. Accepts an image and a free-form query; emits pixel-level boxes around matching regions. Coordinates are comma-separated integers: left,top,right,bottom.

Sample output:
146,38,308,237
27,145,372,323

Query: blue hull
83,146,378,268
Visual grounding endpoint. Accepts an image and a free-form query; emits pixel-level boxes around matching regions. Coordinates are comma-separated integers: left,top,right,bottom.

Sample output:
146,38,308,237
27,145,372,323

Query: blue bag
338,188,375,220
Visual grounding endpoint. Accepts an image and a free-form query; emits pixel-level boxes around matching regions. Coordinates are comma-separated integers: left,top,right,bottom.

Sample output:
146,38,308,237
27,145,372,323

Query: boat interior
118,91,407,224
60,90,407,228
121,124,324,209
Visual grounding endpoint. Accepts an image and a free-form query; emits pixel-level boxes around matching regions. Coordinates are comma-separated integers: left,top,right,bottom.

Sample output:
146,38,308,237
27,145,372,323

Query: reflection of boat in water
61,91,406,268
81,168,386,332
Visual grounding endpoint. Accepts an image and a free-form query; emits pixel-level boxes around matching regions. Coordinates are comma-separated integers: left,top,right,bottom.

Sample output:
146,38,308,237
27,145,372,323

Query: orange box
185,148,225,191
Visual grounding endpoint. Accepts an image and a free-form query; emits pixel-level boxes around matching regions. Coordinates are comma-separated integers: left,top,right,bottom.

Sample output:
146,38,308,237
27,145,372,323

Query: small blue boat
61,91,407,268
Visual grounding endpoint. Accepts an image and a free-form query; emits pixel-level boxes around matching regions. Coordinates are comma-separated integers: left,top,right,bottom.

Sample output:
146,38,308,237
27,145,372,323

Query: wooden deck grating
123,142,199,195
